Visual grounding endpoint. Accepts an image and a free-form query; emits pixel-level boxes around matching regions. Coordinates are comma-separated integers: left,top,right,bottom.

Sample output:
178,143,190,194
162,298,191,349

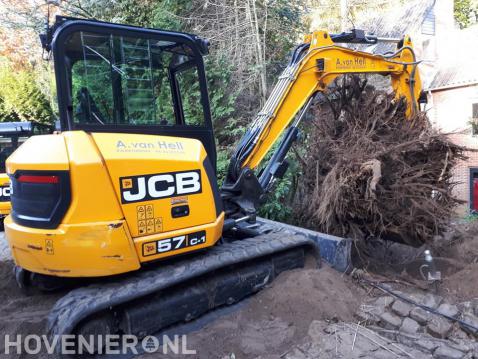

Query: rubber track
47,232,319,338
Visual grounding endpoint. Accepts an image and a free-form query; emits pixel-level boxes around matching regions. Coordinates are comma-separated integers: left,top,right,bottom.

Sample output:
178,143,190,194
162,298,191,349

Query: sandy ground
140,266,366,359
0,221,477,358
432,221,478,302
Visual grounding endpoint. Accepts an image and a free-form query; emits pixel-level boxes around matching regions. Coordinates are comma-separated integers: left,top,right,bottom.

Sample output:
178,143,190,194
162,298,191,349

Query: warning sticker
136,203,163,235
137,205,146,220
45,239,54,255
146,219,154,234
154,217,163,232
146,204,154,219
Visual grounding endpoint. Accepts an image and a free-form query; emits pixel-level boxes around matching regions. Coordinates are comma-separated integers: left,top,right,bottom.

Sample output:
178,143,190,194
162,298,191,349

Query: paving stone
415,339,440,353
421,294,443,309
376,328,397,341
460,313,478,336
400,317,421,334
398,333,436,358
427,317,453,338
397,332,416,347
411,307,433,325
392,300,413,317
437,303,459,318
453,329,470,340
372,295,395,308
407,291,425,303
449,338,473,353
0,232,11,261
471,298,478,316
379,311,402,329
471,342,478,356
457,301,474,315
433,345,464,359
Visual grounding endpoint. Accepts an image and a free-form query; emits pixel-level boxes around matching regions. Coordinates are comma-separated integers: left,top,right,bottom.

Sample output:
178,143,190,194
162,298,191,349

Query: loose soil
433,220,478,302
0,259,63,358
144,265,366,359
0,219,477,358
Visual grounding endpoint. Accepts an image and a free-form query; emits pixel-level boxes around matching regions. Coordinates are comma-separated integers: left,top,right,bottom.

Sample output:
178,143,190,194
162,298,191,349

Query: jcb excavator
5,17,422,343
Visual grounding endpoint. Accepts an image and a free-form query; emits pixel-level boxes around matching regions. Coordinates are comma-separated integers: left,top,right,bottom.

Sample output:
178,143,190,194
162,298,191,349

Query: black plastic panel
10,170,71,229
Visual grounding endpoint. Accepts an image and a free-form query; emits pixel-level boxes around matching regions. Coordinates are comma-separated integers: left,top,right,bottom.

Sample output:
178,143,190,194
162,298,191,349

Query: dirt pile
294,76,467,246
432,220,478,301
142,265,366,359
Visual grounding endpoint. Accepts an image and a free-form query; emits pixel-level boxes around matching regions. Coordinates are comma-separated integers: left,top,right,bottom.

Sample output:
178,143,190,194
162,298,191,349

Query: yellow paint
6,134,69,173
5,216,140,277
91,132,219,237
0,173,11,215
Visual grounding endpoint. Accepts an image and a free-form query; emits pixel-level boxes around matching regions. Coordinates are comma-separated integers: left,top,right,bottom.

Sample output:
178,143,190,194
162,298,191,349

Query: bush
0,62,53,123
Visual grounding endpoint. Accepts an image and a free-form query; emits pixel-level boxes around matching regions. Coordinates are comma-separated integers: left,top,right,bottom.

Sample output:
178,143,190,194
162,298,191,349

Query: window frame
470,168,478,212
471,103,478,136
173,61,207,127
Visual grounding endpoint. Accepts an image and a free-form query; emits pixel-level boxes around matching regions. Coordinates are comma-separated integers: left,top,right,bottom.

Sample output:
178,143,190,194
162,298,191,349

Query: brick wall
428,85,478,214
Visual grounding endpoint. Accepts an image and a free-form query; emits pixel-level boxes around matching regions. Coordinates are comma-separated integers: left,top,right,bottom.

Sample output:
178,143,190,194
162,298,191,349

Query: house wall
416,0,455,88
428,85,478,214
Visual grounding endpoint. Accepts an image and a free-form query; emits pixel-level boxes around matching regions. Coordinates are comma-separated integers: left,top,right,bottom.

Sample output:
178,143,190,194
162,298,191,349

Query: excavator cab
52,16,216,165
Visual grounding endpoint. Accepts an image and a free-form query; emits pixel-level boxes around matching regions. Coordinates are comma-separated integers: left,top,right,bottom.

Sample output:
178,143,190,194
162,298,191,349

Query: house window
472,103,478,135
422,8,435,35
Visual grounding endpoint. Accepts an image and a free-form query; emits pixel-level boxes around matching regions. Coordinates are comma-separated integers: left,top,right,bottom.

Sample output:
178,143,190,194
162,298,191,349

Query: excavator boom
223,29,422,217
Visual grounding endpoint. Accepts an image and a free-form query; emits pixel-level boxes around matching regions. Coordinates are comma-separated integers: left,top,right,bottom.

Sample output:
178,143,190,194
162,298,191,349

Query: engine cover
4,131,224,277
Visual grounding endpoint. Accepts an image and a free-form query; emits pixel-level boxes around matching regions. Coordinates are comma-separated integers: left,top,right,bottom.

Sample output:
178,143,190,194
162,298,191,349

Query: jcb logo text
0,185,11,202
120,170,201,204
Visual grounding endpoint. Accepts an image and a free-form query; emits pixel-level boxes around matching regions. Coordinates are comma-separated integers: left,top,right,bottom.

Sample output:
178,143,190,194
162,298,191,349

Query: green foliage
265,0,309,75
254,137,303,222
257,170,295,223
204,57,240,141
150,0,184,30
454,0,477,28
0,62,53,123
215,148,231,186
463,212,478,222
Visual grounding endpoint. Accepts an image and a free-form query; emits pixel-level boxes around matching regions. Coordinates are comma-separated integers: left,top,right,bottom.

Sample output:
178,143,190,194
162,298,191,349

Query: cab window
66,31,206,127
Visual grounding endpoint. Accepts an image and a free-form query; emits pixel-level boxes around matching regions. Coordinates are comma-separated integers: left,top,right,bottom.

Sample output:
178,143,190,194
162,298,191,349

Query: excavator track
47,232,319,349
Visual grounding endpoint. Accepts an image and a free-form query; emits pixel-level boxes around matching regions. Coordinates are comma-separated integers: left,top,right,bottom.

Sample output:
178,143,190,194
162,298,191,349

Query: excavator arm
222,29,423,221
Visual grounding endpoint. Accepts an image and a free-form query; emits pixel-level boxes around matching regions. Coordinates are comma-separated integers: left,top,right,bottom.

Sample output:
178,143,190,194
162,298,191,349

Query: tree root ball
293,76,467,246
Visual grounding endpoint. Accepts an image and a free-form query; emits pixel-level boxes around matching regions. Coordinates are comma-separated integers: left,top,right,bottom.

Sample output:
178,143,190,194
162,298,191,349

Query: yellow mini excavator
5,17,423,343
